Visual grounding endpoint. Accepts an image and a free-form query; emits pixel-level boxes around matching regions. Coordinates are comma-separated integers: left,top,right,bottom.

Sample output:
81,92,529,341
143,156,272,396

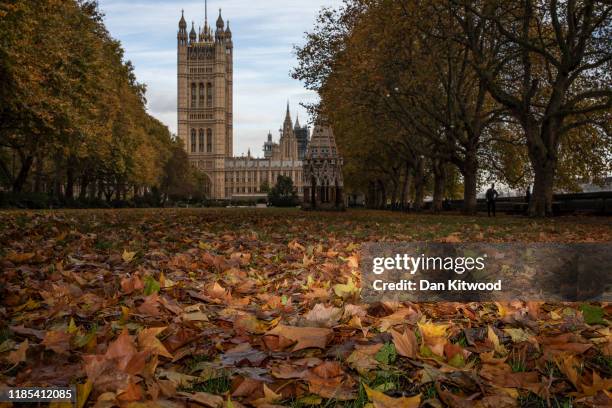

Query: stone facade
302,118,345,210
178,5,307,200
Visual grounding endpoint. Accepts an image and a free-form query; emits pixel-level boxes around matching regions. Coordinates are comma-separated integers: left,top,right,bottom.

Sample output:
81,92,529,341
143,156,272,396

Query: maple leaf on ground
306,361,357,401
137,293,161,316
346,343,382,374
122,250,136,263
265,324,332,351
105,329,137,370
41,330,72,355
418,320,450,357
234,313,271,334
303,303,342,327
363,383,420,408
83,354,131,392
486,326,507,356
137,327,173,358
116,380,143,402
251,384,282,407
120,275,143,294
391,329,418,358
379,307,419,332
7,339,28,365
333,277,360,299
178,391,224,408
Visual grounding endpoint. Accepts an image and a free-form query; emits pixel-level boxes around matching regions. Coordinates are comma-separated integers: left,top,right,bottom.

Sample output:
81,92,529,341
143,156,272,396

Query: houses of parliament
177,5,309,200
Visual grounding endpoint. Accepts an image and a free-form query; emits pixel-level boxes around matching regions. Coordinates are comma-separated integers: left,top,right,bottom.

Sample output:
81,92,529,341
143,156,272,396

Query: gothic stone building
177,6,308,200
302,118,345,210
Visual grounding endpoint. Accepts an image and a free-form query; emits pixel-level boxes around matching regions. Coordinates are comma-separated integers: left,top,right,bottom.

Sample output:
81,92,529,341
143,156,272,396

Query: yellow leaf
487,326,507,355
199,241,212,250
77,380,93,408
122,250,136,263
67,317,78,334
333,277,359,299
120,306,130,323
417,320,449,339
363,383,421,408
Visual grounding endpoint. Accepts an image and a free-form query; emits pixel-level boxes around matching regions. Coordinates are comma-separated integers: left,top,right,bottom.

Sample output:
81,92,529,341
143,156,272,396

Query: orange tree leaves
0,209,611,407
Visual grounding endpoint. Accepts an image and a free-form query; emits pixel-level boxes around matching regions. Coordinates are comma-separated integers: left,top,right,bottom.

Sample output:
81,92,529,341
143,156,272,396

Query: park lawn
0,208,610,407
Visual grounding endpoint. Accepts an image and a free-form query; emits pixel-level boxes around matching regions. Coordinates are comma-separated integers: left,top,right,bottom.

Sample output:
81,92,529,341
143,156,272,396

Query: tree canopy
294,0,612,216
0,0,202,206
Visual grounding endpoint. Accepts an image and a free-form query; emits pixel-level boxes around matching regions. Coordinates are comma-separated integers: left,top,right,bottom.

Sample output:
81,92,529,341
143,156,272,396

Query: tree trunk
34,155,43,193
12,155,34,193
462,153,478,214
432,160,446,212
65,164,75,200
400,163,412,210
79,174,89,200
413,159,425,210
529,157,555,217
377,180,386,209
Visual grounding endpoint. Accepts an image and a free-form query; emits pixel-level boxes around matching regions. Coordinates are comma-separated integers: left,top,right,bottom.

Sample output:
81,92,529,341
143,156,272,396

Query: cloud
98,0,343,155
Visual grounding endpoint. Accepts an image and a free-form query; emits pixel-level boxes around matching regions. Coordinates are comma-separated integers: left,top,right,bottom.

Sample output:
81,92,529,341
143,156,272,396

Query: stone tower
302,117,344,210
294,115,310,160
177,2,233,198
279,103,299,160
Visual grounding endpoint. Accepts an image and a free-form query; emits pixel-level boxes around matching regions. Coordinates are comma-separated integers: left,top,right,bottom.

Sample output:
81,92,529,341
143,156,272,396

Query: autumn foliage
1,209,610,407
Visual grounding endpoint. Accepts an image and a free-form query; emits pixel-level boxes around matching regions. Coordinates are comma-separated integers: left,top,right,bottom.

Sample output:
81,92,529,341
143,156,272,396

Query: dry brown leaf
178,391,224,408
391,329,418,358
7,339,28,365
137,327,173,358
266,324,332,351
42,330,72,355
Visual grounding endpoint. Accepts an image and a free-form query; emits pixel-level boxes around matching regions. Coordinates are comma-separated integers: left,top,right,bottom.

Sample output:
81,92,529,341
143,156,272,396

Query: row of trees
0,0,201,206
294,0,612,216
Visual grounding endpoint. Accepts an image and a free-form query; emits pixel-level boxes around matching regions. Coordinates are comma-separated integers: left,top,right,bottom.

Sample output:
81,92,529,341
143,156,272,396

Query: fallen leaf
178,391,224,408
391,329,418,358
42,330,72,355
364,383,421,408
122,250,136,263
266,324,332,351
137,327,173,358
7,339,28,365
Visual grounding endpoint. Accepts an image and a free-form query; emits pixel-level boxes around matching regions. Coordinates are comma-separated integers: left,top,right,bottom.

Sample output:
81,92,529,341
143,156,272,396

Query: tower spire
205,0,208,23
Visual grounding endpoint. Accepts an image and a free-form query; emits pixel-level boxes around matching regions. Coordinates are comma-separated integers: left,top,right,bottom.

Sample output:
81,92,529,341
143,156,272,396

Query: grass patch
179,374,232,395
518,392,573,408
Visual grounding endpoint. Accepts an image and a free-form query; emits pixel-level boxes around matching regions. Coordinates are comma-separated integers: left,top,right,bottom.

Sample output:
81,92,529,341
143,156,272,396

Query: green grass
509,350,527,372
179,374,232,395
518,392,573,408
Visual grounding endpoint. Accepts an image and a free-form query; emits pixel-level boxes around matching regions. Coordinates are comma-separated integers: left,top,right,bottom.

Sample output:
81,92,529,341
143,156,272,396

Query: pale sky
97,0,342,157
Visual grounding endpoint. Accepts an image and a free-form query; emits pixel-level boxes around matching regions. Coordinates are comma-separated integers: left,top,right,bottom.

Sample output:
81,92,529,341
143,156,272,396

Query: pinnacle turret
179,10,187,29
189,22,197,42
216,9,224,29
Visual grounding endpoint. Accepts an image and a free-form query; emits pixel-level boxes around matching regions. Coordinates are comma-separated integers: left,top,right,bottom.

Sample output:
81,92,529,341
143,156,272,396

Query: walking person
486,183,499,217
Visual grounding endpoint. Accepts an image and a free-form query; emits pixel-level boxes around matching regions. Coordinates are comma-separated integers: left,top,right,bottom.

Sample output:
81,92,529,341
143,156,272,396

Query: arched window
191,83,196,108
199,83,204,107
206,82,213,106
190,129,196,153
206,129,213,153
198,129,204,153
